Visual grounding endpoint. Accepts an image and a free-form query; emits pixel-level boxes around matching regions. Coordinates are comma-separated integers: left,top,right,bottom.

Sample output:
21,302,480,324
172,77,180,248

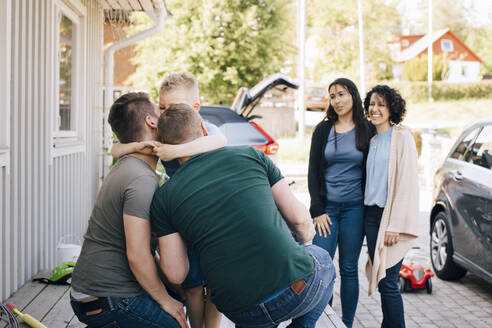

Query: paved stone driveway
280,164,492,328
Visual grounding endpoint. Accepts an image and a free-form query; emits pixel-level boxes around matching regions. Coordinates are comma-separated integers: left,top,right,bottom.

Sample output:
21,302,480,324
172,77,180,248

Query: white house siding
0,0,103,301
447,60,481,82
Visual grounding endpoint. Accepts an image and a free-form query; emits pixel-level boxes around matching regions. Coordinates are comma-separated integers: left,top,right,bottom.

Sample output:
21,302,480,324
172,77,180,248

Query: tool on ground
33,261,76,285
0,302,20,328
5,302,47,328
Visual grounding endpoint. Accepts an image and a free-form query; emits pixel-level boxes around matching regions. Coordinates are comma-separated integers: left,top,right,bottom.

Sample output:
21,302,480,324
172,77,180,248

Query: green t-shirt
72,156,159,297
150,146,315,313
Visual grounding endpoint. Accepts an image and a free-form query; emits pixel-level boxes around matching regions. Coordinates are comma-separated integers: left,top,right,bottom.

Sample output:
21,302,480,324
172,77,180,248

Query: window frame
440,39,453,52
52,0,87,158
450,127,481,162
467,125,492,170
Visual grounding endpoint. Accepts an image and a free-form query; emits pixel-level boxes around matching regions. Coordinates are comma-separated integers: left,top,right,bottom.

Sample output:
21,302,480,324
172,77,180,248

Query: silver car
430,118,492,283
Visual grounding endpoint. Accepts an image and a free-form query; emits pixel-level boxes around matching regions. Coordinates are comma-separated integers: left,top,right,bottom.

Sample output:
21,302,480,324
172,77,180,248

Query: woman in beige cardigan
363,85,419,328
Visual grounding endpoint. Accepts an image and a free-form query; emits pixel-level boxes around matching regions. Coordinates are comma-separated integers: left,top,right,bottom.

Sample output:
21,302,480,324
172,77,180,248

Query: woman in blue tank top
307,78,374,328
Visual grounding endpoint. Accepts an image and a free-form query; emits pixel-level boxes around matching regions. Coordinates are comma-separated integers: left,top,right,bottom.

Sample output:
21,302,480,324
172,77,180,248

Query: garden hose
0,302,19,328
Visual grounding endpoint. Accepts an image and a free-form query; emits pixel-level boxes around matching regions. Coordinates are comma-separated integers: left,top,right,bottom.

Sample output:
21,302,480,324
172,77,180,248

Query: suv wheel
430,212,467,280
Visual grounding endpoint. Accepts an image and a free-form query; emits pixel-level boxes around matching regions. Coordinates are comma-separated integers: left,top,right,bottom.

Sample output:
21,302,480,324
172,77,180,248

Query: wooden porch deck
1,275,345,328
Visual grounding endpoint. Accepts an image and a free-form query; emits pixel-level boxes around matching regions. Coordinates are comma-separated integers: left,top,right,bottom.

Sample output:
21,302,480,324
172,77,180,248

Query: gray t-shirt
71,155,159,297
365,127,393,207
324,128,364,202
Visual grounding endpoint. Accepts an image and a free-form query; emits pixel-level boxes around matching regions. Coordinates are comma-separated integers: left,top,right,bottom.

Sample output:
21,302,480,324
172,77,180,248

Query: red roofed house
389,28,483,82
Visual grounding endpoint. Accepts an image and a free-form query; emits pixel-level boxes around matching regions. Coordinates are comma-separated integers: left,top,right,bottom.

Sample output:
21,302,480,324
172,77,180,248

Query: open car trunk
200,74,298,150
231,73,298,119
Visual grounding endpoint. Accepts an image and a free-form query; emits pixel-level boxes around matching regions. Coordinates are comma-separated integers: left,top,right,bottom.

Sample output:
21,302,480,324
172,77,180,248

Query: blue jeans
312,201,364,328
181,245,206,289
365,205,405,328
70,291,181,328
223,245,335,328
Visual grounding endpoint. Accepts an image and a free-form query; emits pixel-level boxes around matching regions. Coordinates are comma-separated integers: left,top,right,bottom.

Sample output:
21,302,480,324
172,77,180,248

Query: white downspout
102,2,170,180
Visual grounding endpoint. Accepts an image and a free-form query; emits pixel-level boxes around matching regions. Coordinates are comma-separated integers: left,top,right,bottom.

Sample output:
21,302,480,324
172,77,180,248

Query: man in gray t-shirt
72,155,159,296
70,92,186,328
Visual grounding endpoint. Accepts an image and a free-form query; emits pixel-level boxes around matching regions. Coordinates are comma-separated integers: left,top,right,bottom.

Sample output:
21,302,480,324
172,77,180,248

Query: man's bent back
72,156,157,296
151,104,336,328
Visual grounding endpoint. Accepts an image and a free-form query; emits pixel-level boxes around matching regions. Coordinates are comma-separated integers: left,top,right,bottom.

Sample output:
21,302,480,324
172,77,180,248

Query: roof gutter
102,2,170,179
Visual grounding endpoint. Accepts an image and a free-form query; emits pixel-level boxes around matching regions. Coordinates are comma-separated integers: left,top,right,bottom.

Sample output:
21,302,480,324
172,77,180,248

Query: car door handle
481,213,492,222
454,171,463,181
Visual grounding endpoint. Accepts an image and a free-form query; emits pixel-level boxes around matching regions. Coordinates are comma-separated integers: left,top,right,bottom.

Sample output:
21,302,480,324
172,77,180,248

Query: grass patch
277,136,311,163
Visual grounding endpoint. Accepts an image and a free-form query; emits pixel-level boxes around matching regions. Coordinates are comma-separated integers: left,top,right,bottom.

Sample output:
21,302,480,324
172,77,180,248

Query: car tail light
250,122,279,155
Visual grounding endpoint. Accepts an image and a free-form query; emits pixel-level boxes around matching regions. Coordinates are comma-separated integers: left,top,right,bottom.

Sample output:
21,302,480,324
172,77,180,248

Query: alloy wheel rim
431,218,448,271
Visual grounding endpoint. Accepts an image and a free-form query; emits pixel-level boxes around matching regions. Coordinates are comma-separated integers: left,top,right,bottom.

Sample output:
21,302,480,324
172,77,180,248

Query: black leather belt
71,296,123,315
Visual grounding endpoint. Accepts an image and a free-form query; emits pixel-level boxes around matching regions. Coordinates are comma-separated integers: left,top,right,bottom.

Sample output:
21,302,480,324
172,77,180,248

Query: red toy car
399,247,435,294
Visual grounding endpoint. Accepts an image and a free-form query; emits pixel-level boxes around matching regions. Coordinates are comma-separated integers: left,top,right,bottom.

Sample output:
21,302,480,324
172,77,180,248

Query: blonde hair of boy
159,72,200,111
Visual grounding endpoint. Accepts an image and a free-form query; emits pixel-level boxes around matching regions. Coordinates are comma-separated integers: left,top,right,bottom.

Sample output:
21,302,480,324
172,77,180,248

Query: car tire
425,278,432,294
398,277,409,293
430,212,467,280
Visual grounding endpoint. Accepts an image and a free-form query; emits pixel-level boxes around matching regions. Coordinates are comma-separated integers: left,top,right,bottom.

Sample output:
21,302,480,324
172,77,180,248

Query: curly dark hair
363,85,406,124
325,78,371,151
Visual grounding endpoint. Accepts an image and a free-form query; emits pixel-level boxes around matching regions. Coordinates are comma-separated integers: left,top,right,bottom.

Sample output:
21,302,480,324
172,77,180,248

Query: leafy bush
402,55,449,81
368,81,492,103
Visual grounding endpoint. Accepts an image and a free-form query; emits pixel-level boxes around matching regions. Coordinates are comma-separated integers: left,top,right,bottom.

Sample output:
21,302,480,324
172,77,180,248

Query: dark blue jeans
223,245,335,328
365,205,405,328
70,291,181,328
312,200,364,328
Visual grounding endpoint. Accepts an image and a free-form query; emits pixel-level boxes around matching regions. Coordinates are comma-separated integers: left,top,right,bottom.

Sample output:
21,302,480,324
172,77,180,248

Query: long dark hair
325,78,371,151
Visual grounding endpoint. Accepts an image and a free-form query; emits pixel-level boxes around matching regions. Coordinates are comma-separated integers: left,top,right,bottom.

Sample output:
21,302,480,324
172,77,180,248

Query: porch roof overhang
98,0,163,13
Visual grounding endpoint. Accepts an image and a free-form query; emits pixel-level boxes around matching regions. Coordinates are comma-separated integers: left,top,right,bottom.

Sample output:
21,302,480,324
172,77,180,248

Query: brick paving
280,163,492,328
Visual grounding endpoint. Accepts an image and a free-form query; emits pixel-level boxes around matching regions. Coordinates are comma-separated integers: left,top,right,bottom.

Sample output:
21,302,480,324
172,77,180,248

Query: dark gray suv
430,118,492,283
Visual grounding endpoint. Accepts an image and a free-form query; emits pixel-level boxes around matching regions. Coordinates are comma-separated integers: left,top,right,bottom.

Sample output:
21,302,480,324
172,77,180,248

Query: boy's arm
153,134,227,162
111,141,158,158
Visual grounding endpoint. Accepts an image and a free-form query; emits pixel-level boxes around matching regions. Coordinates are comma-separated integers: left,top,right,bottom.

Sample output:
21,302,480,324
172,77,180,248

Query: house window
441,39,453,52
461,65,467,77
402,39,409,47
52,0,86,156
59,14,73,131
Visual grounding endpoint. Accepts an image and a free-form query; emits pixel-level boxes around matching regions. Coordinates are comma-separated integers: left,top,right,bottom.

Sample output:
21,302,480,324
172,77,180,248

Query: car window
467,125,492,170
450,127,481,161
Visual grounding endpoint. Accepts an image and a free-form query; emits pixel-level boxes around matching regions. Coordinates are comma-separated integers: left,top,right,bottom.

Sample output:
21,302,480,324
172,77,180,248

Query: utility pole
357,0,366,96
428,0,433,101
297,0,306,139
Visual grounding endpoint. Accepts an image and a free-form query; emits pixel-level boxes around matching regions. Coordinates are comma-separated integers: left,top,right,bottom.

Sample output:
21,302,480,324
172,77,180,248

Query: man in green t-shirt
150,103,336,328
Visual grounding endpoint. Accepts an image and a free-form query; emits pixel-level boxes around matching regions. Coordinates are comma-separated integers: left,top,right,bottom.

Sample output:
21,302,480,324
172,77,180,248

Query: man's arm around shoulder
271,179,315,244
123,214,188,328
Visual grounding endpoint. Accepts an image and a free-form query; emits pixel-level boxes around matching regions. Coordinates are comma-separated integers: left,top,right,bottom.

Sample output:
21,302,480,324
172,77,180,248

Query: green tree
465,24,492,75
128,0,294,104
306,0,401,83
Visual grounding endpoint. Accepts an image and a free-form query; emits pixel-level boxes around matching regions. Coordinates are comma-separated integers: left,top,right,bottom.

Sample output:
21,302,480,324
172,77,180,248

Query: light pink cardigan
365,125,420,295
